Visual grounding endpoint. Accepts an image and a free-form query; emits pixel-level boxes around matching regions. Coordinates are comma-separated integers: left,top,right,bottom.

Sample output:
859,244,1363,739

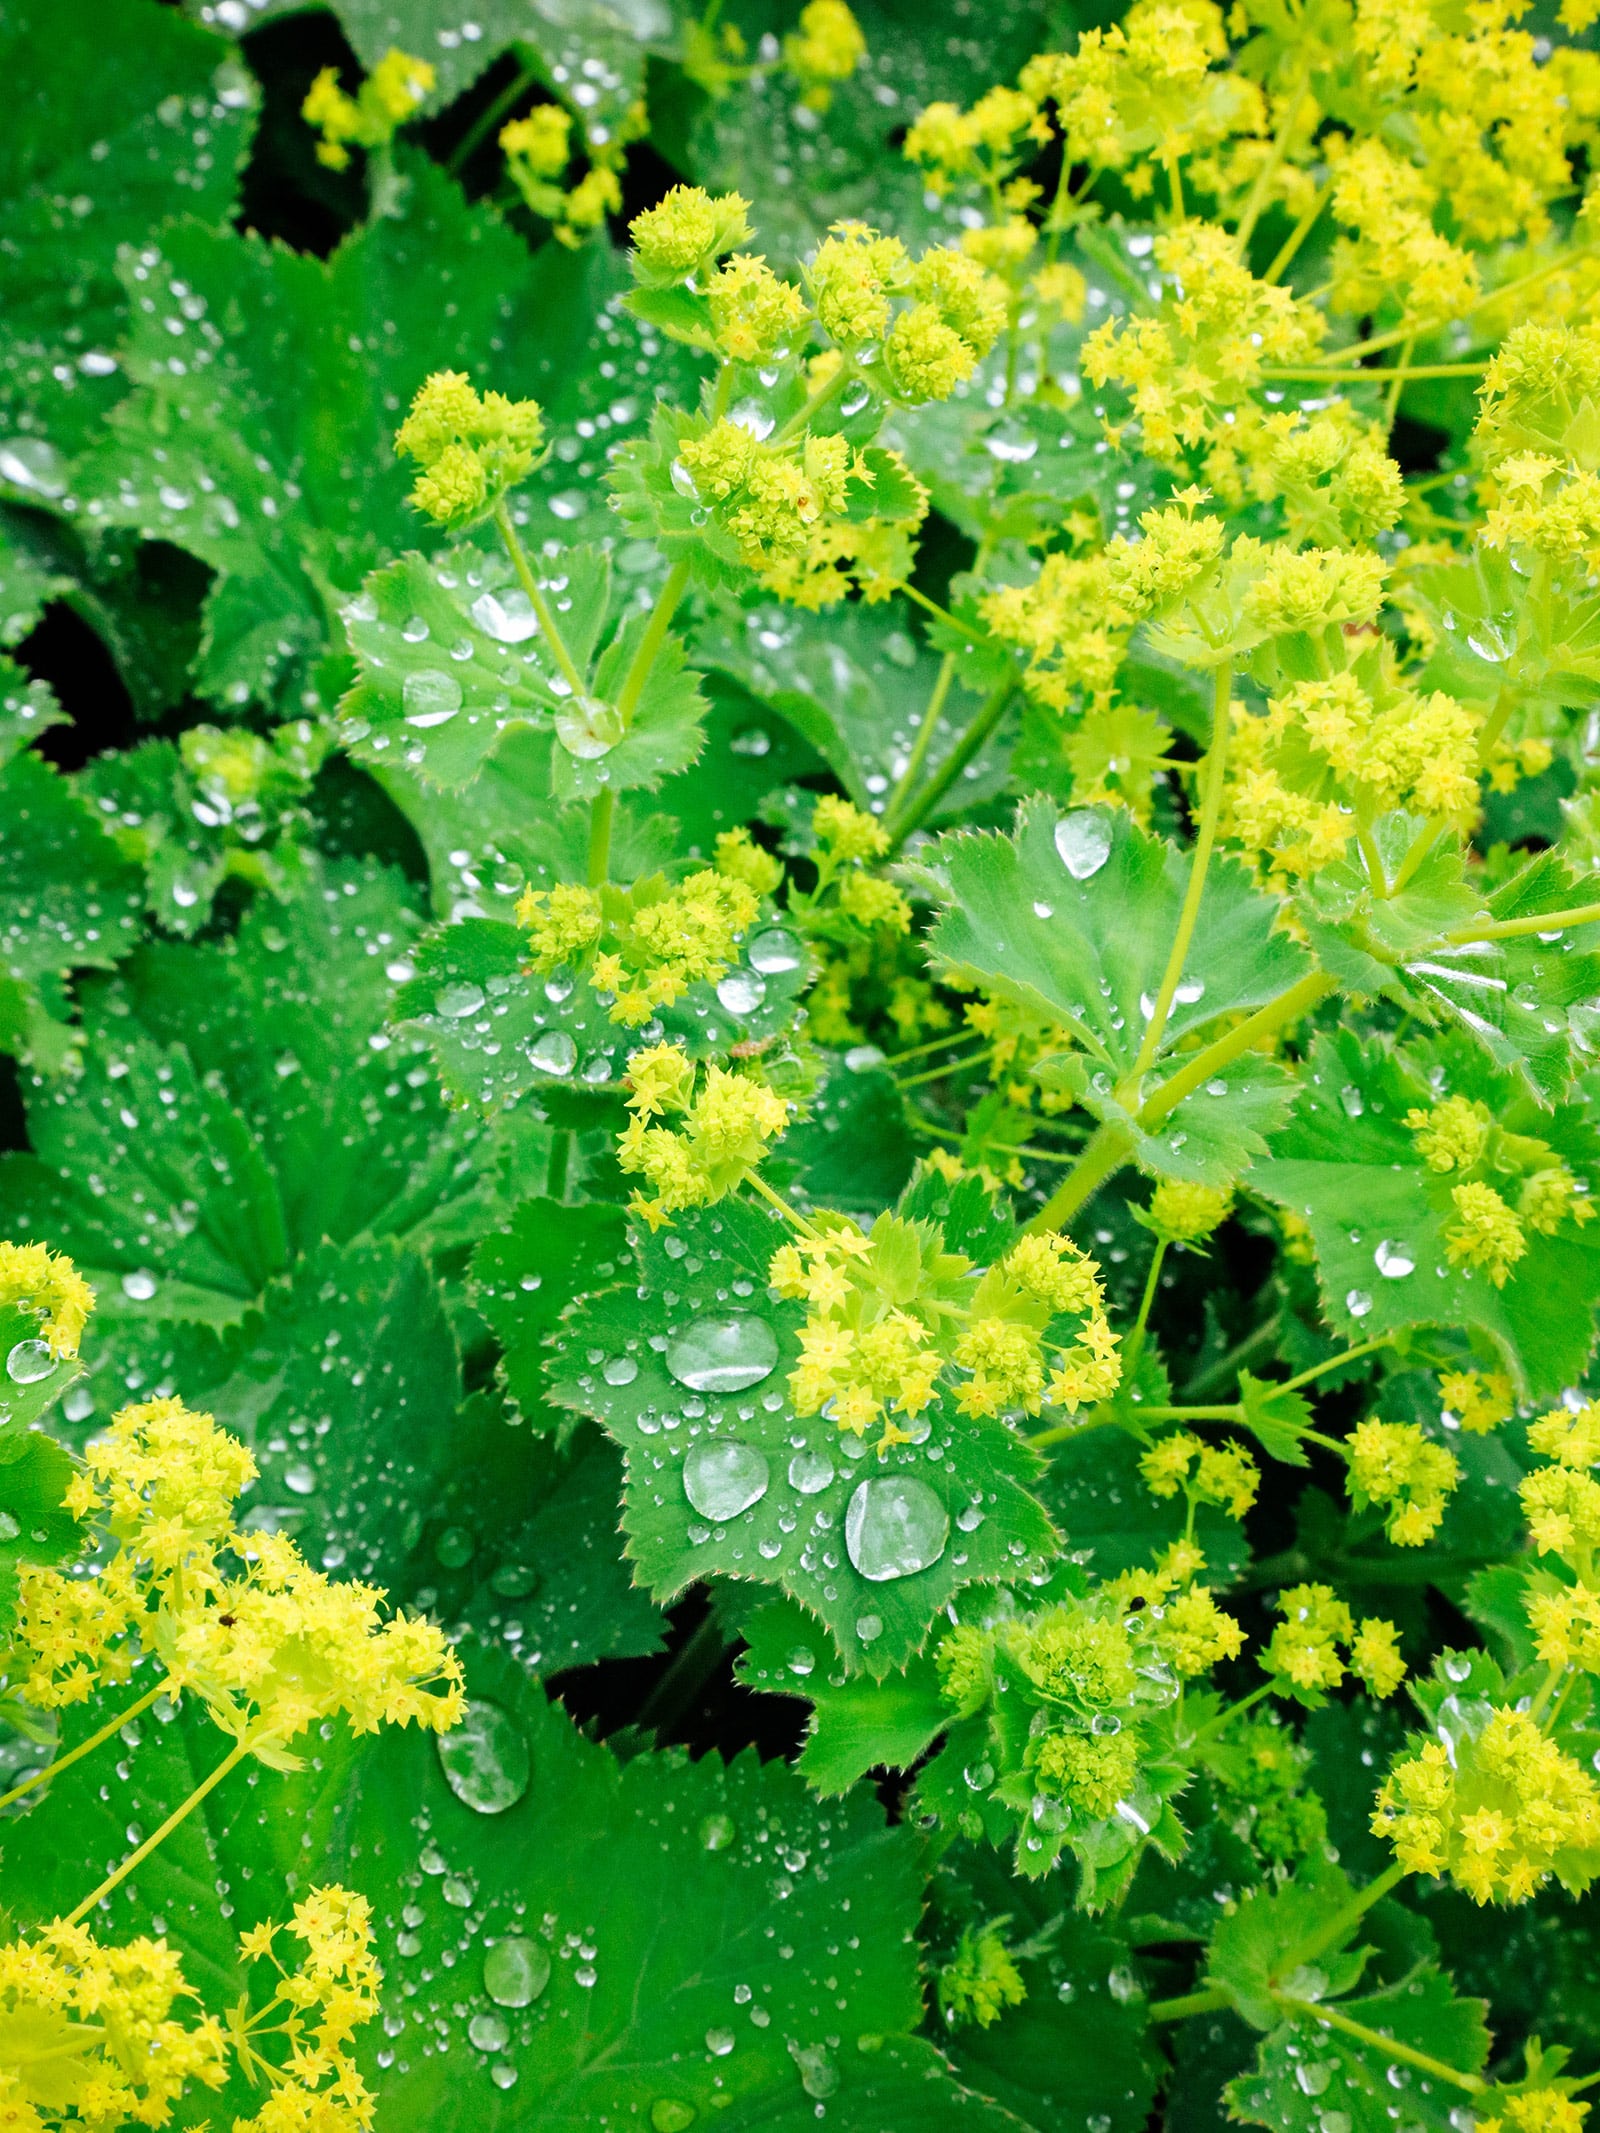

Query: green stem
1025,1121,1136,1235
775,357,854,445
746,1170,819,1236
1279,1996,1482,2094
615,557,693,729
65,1740,249,1928
1383,335,1415,437
1133,664,1233,1079
1355,821,1389,897
1123,1239,1169,1379
547,1124,574,1203
1325,242,1599,365
886,677,1015,851
897,581,991,647
493,500,589,700
635,1611,733,1735
1262,364,1486,382
1263,176,1332,285
1234,83,1306,251
1150,1985,1229,2023
1387,811,1450,896
0,1682,167,1816
884,650,958,823
447,58,540,173
587,788,614,887
1451,899,1600,943
1273,1337,1390,1397
1187,1679,1273,1745
1280,1860,1405,1976
1181,1314,1283,1401
1136,1404,1244,1422
1138,971,1338,1131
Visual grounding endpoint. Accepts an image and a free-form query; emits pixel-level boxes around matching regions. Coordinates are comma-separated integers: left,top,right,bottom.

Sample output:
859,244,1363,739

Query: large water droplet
555,697,625,760
748,927,801,974
715,969,767,1014
1374,1240,1414,1279
790,2043,839,2100
483,1935,551,2007
283,1461,317,1496
683,1441,770,1521
121,1270,157,1302
469,2012,510,2051
435,982,485,1019
788,1447,834,1495
651,2103,696,2133
844,1476,949,1582
470,589,540,643
5,1339,54,1385
1054,811,1112,880
705,2026,736,2056
435,1699,532,1815
402,669,463,728
1345,1288,1374,1319
699,1811,735,1850
1296,2061,1333,2097
665,1315,778,1393
527,1030,578,1077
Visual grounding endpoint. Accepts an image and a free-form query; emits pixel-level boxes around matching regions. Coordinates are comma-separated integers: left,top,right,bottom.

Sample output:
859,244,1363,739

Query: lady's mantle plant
11,0,1600,2126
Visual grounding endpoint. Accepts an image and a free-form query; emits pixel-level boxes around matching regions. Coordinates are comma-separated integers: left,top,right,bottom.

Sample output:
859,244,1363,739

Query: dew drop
1374,1240,1414,1280
665,1315,778,1392
402,670,463,728
748,927,801,974
283,1461,316,1496
683,1441,770,1521
435,1699,532,1815
435,982,486,1019
787,1447,834,1495
555,697,625,760
715,969,767,1014
1345,1289,1374,1319
603,1355,639,1386
699,1811,735,1851
1054,810,1112,880
651,2104,696,2133
469,589,540,643
844,1476,949,1582
121,1270,157,1302
527,1030,578,1077
5,1340,54,1385
468,2012,510,2052
483,1936,550,2007
705,2026,736,2056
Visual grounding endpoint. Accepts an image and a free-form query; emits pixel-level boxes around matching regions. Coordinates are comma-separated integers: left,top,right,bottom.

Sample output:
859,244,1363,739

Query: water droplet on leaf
683,1440,769,1521
844,1476,949,1582
665,1315,778,1392
436,1700,532,1815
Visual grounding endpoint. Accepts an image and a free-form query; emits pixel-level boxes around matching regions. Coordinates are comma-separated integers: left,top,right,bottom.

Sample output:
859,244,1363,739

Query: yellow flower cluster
1478,2090,1591,2133
0,1886,384,2133
515,868,760,1028
1439,1367,1516,1434
1401,1097,1594,1288
618,1044,789,1228
0,1920,227,2129
713,826,784,898
904,84,1049,197
678,420,864,570
937,1923,1027,2031
1374,1708,1600,1903
1265,1583,1407,1701
1139,1431,1259,1518
1081,224,1321,468
771,1212,1117,1448
501,97,646,248
1345,1419,1462,1545
1147,1180,1231,1243
802,796,912,937
0,1239,94,1357
706,255,810,366
12,1397,464,1756
1225,673,1481,880
301,47,433,170
231,1886,381,2133
393,371,545,531
782,0,867,108
630,185,754,285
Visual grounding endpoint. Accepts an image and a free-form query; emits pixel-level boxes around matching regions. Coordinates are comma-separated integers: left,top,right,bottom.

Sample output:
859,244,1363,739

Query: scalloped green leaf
549,1193,1061,1676
1252,1028,1600,1395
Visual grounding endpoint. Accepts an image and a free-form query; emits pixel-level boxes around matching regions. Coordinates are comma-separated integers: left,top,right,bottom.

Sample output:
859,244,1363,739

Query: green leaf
0,655,66,767
78,168,620,708
1207,1857,1369,2031
549,1192,1061,1676
0,745,145,1063
0,0,255,468
0,858,541,1320
927,1843,1162,2133
735,1595,948,1793
782,1056,917,1215
1227,1964,1490,2133
0,1429,79,1630
1252,1028,1600,1395
471,1196,630,1427
699,599,1012,825
340,541,613,790
920,799,1310,1186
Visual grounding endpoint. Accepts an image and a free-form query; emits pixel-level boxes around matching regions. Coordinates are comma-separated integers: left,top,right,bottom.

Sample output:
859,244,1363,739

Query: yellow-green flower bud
630,185,753,286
